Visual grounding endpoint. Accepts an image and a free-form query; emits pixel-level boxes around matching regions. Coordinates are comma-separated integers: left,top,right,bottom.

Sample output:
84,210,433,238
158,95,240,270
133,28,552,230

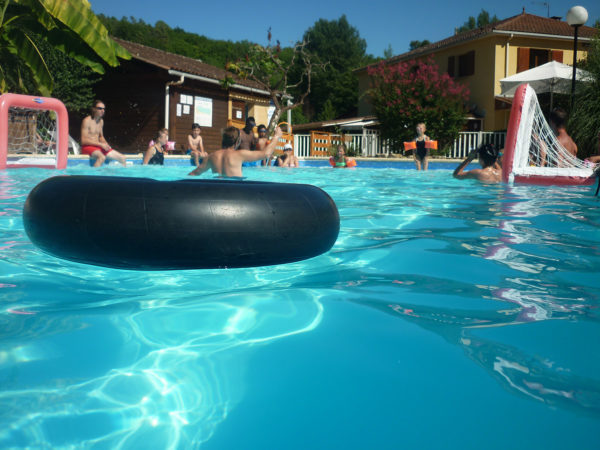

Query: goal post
502,83,595,186
0,93,69,170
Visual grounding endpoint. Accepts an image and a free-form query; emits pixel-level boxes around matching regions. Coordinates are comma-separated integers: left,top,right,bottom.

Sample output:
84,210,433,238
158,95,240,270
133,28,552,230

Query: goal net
502,83,595,185
7,108,58,155
0,94,70,169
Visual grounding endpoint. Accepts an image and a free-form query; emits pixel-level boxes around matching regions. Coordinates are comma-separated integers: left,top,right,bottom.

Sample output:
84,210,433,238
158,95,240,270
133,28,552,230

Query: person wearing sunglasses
80,100,127,167
189,126,282,178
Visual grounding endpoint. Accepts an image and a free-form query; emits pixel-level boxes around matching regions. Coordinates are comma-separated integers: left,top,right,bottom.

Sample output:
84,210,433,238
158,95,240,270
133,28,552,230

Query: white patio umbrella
500,60,592,109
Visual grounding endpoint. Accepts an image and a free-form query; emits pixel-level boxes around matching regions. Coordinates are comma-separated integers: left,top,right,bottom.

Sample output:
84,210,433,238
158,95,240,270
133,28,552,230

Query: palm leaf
46,27,106,73
5,27,52,95
35,0,130,66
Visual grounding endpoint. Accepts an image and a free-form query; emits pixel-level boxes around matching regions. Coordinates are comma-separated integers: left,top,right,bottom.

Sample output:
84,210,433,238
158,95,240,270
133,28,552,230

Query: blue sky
92,0,599,58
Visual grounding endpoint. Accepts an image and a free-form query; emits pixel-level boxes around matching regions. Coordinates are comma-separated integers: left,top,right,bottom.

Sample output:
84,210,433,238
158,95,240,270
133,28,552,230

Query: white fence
294,131,506,159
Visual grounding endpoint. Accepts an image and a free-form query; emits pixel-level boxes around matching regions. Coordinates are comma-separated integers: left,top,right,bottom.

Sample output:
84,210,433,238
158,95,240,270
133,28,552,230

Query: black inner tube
23,176,340,270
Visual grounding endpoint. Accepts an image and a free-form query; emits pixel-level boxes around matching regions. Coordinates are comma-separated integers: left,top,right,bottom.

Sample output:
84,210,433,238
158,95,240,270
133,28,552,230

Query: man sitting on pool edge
453,143,502,183
188,126,282,178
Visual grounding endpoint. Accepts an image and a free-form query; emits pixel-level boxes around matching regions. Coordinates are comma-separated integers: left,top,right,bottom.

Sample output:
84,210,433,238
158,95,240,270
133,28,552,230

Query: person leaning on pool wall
143,128,169,165
453,143,502,183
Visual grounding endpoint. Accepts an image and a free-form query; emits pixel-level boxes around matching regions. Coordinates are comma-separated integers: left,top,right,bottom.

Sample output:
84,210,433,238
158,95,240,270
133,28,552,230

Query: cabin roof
113,38,267,93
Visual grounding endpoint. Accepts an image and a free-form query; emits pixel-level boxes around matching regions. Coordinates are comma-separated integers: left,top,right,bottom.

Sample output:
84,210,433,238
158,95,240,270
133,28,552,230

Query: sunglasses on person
95,106,105,110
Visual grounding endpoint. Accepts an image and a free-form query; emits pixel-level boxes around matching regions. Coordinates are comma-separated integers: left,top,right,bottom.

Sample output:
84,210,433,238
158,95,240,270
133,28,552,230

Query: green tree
0,0,129,96
35,38,100,113
367,57,469,152
569,34,600,157
409,40,431,51
383,44,394,59
456,9,499,33
318,98,337,121
296,15,375,120
98,14,253,69
225,35,326,132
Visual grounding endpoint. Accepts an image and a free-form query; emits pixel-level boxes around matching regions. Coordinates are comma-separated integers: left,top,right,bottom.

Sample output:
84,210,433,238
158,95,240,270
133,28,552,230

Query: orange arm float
403,141,417,152
425,140,438,150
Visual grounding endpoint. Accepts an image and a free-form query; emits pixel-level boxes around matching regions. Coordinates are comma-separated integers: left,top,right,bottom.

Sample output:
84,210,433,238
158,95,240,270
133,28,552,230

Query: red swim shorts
81,145,111,156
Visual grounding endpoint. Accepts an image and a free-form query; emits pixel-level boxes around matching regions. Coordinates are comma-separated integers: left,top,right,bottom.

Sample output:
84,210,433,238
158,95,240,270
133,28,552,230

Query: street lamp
566,5,588,108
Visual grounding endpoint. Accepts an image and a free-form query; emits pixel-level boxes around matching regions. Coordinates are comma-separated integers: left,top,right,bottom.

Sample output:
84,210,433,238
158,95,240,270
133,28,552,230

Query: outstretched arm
188,158,210,176
453,148,479,179
240,127,283,162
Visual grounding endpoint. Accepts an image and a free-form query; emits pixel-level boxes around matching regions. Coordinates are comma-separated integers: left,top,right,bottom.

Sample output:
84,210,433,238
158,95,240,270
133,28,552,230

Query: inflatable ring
23,176,340,270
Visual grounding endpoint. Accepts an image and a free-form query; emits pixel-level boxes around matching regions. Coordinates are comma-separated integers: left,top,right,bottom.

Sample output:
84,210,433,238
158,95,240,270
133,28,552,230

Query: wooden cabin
70,38,272,154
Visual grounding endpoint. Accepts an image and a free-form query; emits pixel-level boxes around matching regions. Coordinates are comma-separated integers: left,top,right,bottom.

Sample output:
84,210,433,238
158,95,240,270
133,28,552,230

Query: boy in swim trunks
187,123,207,167
80,100,127,167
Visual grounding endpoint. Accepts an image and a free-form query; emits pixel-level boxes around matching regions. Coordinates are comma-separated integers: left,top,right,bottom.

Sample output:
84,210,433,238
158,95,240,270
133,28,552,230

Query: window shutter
447,56,455,77
551,50,563,63
517,48,530,73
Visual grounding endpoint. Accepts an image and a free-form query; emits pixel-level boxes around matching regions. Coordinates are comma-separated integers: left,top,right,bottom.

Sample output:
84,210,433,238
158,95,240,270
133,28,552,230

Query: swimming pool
1,164,599,449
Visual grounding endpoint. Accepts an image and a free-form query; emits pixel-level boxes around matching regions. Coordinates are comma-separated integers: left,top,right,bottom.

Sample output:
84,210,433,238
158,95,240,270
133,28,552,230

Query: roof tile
113,38,265,91
362,12,598,68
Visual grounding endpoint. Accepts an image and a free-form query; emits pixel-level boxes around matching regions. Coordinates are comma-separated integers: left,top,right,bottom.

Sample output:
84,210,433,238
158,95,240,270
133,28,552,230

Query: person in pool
277,143,299,167
187,123,207,167
256,124,272,166
143,128,168,165
549,108,577,158
332,144,349,167
453,143,502,183
189,126,282,178
413,122,431,171
238,116,257,150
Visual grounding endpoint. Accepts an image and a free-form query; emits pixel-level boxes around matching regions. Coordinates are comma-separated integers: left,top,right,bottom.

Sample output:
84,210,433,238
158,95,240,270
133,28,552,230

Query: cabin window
458,50,475,77
232,101,245,122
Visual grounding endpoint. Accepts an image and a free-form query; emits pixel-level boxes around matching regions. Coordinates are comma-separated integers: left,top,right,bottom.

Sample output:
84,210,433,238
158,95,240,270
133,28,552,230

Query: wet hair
157,128,168,138
192,123,201,130
257,124,267,133
549,108,567,128
222,126,241,148
246,116,256,127
477,143,499,167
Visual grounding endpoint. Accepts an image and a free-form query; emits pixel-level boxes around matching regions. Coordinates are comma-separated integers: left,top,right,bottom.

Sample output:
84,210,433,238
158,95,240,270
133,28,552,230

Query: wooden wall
168,85,229,153
78,59,260,154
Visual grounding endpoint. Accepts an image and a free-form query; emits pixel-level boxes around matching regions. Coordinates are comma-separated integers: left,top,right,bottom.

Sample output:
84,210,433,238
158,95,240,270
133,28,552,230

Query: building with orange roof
355,10,598,132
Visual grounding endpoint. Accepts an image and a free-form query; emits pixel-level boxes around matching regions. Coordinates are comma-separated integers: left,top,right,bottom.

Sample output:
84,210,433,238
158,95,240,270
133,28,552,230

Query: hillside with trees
98,15,254,70
98,14,378,123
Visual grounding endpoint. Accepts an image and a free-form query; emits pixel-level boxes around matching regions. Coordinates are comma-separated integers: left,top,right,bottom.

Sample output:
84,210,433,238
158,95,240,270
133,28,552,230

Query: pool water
1,164,599,449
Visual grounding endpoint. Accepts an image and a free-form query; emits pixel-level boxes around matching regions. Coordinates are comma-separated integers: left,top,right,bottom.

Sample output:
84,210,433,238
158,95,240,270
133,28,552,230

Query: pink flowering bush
367,57,469,153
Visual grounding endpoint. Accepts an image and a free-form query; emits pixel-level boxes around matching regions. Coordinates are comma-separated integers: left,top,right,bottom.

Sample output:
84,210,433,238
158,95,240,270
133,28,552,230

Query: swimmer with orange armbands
403,123,437,171
329,144,356,168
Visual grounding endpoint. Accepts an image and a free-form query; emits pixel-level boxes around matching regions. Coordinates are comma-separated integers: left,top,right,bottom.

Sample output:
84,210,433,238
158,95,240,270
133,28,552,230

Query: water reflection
0,291,323,447
352,183,600,416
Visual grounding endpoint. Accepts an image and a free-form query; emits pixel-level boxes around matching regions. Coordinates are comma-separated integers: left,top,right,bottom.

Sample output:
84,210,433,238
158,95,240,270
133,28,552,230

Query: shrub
569,34,600,158
367,57,469,153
